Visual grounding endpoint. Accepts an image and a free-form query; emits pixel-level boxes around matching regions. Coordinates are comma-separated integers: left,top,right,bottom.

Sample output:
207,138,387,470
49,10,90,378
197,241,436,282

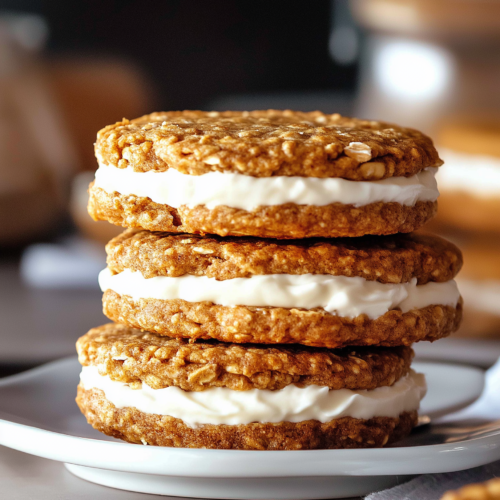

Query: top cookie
95,110,442,180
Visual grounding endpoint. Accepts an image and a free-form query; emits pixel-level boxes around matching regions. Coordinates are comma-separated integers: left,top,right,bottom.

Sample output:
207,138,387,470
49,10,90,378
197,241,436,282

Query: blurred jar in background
351,0,500,133
430,122,500,339
0,13,77,246
351,0,500,338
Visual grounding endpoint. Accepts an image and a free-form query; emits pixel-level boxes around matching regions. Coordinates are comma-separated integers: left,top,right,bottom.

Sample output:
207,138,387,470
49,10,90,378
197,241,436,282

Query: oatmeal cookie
106,229,462,284
95,110,442,179
103,291,462,348
88,187,436,239
77,323,413,391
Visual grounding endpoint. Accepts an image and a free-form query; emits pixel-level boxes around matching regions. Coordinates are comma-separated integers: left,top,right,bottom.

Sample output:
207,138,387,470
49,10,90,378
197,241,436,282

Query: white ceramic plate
0,357,494,500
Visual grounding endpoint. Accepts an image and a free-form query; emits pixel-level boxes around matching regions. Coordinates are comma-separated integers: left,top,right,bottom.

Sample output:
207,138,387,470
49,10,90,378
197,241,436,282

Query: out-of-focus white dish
0,357,492,500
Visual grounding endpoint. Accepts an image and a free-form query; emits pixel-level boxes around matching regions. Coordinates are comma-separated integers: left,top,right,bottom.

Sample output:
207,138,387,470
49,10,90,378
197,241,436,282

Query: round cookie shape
105,229,463,284
77,386,418,450
95,110,442,180
77,324,414,392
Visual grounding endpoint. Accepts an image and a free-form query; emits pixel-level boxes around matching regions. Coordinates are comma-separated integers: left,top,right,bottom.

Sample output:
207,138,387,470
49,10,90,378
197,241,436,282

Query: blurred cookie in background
441,477,500,500
426,120,500,338
431,121,500,234
0,13,157,247
456,234,500,339
432,230,500,339
0,14,74,246
351,0,500,38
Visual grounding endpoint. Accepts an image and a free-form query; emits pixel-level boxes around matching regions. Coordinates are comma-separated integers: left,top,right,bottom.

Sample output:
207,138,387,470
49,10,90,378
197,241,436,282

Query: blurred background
1,0,499,375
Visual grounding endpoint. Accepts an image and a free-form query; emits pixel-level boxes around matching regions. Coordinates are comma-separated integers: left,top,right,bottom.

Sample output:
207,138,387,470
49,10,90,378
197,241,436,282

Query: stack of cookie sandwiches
76,111,463,450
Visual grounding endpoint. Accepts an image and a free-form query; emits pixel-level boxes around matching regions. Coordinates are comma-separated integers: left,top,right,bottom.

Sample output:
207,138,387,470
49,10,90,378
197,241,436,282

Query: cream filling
438,148,500,196
80,366,426,426
99,268,460,320
93,162,439,210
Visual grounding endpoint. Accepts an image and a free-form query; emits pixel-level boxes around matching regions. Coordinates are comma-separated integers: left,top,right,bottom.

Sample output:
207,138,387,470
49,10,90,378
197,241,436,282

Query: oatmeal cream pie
88,110,442,239
100,229,463,348
76,323,425,450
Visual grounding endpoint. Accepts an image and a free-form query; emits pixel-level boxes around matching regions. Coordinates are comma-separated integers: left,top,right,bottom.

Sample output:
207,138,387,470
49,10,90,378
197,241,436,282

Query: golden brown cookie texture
95,110,442,179
76,324,414,391
106,229,463,284
88,185,437,239
103,291,462,348
77,386,418,450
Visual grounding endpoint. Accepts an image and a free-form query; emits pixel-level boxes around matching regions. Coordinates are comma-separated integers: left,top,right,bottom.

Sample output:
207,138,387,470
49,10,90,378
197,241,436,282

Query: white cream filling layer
80,366,426,426
438,148,500,196
93,162,439,210
99,268,460,320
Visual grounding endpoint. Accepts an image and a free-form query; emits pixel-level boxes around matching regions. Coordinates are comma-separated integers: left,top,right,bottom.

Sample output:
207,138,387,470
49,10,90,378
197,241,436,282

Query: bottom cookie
77,386,418,450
